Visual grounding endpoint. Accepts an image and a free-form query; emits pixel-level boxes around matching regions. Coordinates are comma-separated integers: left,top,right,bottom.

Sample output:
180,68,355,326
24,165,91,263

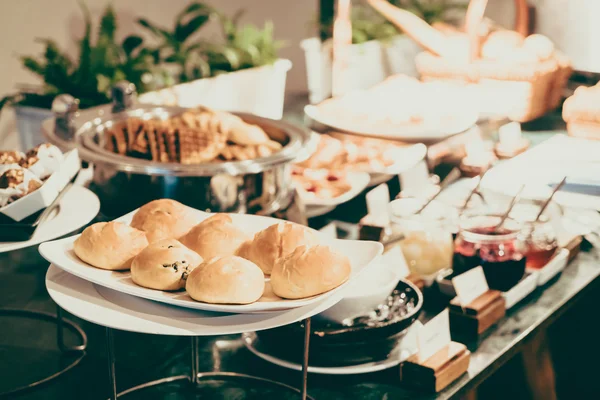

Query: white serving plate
296,171,370,208
46,265,356,336
0,149,80,221
39,207,383,314
305,105,477,143
0,185,99,253
242,323,419,375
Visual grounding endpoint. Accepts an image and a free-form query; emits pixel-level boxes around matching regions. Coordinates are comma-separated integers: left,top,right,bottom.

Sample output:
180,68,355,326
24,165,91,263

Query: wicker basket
416,0,571,122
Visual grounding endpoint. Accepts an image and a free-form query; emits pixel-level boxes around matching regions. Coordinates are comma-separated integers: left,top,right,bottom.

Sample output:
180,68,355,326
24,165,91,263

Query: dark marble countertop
2,97,599,400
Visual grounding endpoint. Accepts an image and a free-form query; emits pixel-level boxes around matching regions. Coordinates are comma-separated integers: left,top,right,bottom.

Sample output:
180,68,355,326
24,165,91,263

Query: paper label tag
381,246,410,279
417,309,451,363
319,223,338,239
399,160,430,193
366,184,390,226
499,122,522,148
452,266,489,306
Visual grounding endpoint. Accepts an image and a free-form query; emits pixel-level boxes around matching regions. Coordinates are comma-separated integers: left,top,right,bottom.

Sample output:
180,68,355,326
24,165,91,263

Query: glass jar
453,212,527,292
389,198,456,278
510,203,560,269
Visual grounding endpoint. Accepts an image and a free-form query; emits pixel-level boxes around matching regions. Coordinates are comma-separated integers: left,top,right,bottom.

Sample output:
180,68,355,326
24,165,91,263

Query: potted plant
302,0,465,104
135,3,290,120
1,4,157,150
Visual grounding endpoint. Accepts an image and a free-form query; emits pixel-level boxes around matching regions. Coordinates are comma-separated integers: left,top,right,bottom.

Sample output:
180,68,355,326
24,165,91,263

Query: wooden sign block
400,342,470,393
449,290,506,337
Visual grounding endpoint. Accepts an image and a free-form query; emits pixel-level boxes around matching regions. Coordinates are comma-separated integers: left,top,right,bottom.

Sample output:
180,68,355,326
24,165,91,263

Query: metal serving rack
45,263,353,399
0,307,87,397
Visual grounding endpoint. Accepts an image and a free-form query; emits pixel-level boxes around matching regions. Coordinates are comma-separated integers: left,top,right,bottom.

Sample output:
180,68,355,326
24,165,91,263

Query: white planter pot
384,35,422,77
301,37,388,103
139,59,292,120
301,35,420,104
13,105,54,150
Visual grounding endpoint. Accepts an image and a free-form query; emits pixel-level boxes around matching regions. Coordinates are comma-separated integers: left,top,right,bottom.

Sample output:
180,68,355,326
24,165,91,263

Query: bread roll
131,239,203,291
186,255,265,304
74,222,148,270
271,245,351,299
180,214,250,260
237,222,319,275
130,199,198,243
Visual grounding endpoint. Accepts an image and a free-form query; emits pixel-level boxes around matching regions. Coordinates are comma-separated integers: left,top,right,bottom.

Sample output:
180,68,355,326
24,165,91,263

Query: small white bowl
318,260,401,324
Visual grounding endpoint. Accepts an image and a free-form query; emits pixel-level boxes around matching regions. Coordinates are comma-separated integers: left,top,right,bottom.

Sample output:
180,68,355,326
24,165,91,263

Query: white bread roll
74,222,148,270
237,222,319,275
481,30,525,60
186,255,265,304
180,214,250,260
271,245,351,299
522,34,555,61
131,239,203,291
130,199,198,243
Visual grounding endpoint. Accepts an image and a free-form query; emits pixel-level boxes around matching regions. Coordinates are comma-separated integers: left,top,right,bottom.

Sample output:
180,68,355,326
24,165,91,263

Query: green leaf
138,18,174,43
21,56,45,76
99,4,117,42
122,35,143,56
174,13,210,42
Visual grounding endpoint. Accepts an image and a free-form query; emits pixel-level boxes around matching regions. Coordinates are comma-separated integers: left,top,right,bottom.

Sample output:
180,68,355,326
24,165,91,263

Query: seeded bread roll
180,214,250,260
130,199,198,243
186,255,265,304
74,222,148,270
270,245,351,299
131,239,203,291
237,222,319,275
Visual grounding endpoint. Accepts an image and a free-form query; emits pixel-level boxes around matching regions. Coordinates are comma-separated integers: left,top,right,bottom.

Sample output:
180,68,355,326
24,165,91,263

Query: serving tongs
0,183,73,242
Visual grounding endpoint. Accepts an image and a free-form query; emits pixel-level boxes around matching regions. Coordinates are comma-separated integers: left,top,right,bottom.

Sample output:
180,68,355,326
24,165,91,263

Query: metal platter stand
0,306,87,396
45,265,357,399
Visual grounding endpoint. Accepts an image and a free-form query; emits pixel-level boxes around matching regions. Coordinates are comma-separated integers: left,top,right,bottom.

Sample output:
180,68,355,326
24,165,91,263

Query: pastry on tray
0,165,43,207
292,167,352,200
19,143,64,180
368,0,572,122
271,245,351,299
71,199,354,305
297,133,401,173
131,239,203,291
130,199,198,243
237,222,319,275
562,83,600,140
180,213,251,260
186,255,265,305
0,151,25,165
74,222,149,270
104,107,283,164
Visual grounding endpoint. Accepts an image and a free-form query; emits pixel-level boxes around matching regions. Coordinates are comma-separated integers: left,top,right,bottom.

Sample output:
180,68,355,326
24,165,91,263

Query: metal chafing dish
43,82,312,217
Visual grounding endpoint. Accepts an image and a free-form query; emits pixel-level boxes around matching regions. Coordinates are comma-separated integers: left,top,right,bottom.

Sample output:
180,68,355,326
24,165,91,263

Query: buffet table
1,98,598,399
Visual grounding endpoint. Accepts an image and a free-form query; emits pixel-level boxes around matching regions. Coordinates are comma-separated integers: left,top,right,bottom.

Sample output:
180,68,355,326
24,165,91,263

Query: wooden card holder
449,290,506,339
564,235,582,262
400,342,470,393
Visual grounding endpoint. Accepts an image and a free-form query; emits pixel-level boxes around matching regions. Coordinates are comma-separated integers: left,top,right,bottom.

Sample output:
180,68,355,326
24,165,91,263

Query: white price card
452,266,489,307
399,160,430,194
381,246,410,279
366,184,390,226
417,309,451,363
319,223,338,239
499,122,522,148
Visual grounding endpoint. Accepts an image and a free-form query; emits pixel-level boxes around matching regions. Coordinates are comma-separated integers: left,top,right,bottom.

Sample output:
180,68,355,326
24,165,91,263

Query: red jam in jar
453,215,526,292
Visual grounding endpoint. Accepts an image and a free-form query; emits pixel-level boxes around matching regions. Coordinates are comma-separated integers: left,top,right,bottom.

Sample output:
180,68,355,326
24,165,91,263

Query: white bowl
318,260,400,324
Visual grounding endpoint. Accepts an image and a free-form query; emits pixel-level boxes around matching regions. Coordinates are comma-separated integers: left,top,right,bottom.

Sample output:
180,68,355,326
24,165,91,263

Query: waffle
103,108,282,164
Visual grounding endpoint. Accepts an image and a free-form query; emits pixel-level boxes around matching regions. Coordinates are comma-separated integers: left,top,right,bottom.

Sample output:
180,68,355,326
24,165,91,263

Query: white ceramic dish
305,104,477,143
39,207,383,314
1,149,80,221
296,171,370,208
319,260,400,324
46,265,356,336
242,331,416,375
0,185,99,253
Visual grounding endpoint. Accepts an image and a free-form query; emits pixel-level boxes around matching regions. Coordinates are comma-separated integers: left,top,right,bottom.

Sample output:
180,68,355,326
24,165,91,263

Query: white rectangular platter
39,207,383,314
